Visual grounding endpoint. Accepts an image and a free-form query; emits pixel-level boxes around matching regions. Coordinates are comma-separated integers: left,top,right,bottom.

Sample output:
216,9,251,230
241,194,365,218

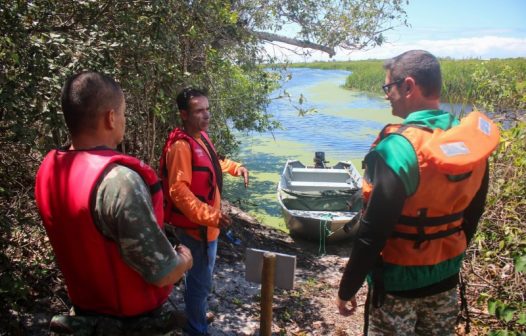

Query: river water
222,67,465,230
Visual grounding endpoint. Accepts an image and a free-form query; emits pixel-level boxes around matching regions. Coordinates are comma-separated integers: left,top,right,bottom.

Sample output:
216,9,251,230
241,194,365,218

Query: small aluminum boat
277,152,363,243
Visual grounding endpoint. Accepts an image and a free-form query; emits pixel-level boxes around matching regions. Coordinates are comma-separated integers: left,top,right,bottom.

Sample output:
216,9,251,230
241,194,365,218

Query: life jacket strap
395,208,464,248
414,208,428,248
149,181,162,194
200,134,223,194
398,210,464,227
391,226,463,245
192,166,211,172
192,165,216,201
199,226,209,265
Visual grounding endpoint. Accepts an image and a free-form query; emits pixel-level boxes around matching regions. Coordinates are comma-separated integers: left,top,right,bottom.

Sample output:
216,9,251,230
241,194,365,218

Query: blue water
250,68,471,160
256,68,389,160
224,68,392,225
268,112,379,158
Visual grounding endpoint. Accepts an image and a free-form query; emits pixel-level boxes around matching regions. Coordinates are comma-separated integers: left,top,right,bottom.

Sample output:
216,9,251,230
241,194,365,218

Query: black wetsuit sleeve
462,161,489,244
338,154,406,301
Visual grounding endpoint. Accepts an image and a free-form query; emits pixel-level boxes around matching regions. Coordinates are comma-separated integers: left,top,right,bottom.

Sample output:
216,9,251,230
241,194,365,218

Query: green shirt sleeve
92,164,182,284
370,134,419,196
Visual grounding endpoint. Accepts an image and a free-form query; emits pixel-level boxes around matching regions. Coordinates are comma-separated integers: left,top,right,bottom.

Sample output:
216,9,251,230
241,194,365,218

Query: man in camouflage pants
336,50,493,335
35,71,193,335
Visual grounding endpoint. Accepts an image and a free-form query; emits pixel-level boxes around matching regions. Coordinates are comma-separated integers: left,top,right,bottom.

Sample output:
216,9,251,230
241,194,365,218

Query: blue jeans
179,233,217,336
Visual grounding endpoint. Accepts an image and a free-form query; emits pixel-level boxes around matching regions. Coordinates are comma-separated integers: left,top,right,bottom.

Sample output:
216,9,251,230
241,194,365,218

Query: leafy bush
461,59,526,335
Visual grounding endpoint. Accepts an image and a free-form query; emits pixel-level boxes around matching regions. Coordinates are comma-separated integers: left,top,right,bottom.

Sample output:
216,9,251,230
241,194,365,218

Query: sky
265,0,526,62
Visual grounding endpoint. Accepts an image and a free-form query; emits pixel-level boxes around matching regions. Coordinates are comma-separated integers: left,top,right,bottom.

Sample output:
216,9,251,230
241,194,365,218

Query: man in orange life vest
159,88,249,335
336,50,496,335
35,72,193,333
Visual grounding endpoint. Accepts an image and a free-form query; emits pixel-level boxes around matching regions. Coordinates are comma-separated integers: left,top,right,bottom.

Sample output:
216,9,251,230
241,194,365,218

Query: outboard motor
313,151,328,168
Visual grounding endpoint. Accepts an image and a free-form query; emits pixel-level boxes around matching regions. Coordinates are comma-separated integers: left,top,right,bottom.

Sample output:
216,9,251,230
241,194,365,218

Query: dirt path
190,202,368,335
12,202,367,336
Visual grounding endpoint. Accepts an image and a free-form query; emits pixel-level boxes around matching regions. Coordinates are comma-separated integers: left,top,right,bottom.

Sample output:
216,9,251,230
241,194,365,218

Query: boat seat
288,181,352,190
291,167,349,174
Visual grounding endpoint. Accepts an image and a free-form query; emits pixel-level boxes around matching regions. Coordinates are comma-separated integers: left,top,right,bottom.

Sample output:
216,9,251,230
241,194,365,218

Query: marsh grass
289,58,526,114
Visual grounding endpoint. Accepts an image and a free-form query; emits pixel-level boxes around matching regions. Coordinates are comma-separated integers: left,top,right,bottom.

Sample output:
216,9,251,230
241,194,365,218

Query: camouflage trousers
367,287,457,336
50,298,186,336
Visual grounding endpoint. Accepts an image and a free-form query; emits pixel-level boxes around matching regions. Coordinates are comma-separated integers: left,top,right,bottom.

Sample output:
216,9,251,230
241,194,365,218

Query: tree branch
254,31,335,57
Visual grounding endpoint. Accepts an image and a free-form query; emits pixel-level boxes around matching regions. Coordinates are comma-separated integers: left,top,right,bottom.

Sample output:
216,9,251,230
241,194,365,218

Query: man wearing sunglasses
336,50,493,335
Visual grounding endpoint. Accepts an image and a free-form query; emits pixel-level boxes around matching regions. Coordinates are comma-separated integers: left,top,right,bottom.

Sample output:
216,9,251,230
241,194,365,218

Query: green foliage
516,255,526,274
0,0,409,330
1,0,409,162
443,59,526,114
343,60,387,94
0,0,276,163
471,116,526,333
468,120,526,334
487,299,520,323
246,0,409,53
488,330,526,336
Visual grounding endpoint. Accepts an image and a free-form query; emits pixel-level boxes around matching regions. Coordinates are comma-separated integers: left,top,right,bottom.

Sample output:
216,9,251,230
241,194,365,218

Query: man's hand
336,296,357,316
154,243,193,287
176,244,193,272
238,166,249,188
218,211,232,229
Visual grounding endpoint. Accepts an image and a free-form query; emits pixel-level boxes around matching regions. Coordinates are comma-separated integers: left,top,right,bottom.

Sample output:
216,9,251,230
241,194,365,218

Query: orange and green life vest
363,110,499,290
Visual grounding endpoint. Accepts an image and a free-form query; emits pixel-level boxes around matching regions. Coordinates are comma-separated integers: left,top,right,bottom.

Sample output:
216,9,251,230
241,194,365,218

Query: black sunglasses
382,78,405,95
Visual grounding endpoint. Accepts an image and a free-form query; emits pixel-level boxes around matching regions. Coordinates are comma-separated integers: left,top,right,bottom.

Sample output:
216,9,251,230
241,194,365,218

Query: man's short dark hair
176,88,207,111
384,50,442,99
61,71,123,136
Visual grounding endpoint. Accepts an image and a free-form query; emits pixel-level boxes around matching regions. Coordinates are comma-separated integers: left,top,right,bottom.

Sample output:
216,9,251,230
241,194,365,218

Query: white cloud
264,36,526,62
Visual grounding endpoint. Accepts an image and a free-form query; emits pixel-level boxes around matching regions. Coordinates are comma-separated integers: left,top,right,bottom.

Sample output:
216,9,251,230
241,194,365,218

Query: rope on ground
319,214,333,255
457,272,471,333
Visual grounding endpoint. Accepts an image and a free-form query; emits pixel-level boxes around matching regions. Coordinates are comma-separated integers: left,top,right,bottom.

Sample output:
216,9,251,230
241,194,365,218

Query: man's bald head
61,71,123,136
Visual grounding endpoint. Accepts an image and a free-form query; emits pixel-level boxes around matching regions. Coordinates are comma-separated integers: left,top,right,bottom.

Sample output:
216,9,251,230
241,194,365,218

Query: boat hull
281,208,358,242
277,159,363,243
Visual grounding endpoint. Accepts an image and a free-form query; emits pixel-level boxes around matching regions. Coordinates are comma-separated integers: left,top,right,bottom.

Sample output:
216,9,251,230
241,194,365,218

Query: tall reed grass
288,58,526,112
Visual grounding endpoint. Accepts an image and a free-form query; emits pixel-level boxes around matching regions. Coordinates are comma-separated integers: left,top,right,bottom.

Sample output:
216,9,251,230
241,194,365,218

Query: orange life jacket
363,111,499,266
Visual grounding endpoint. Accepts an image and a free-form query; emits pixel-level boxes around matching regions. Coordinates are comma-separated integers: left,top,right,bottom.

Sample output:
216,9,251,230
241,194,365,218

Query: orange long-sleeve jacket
165,137,242,241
